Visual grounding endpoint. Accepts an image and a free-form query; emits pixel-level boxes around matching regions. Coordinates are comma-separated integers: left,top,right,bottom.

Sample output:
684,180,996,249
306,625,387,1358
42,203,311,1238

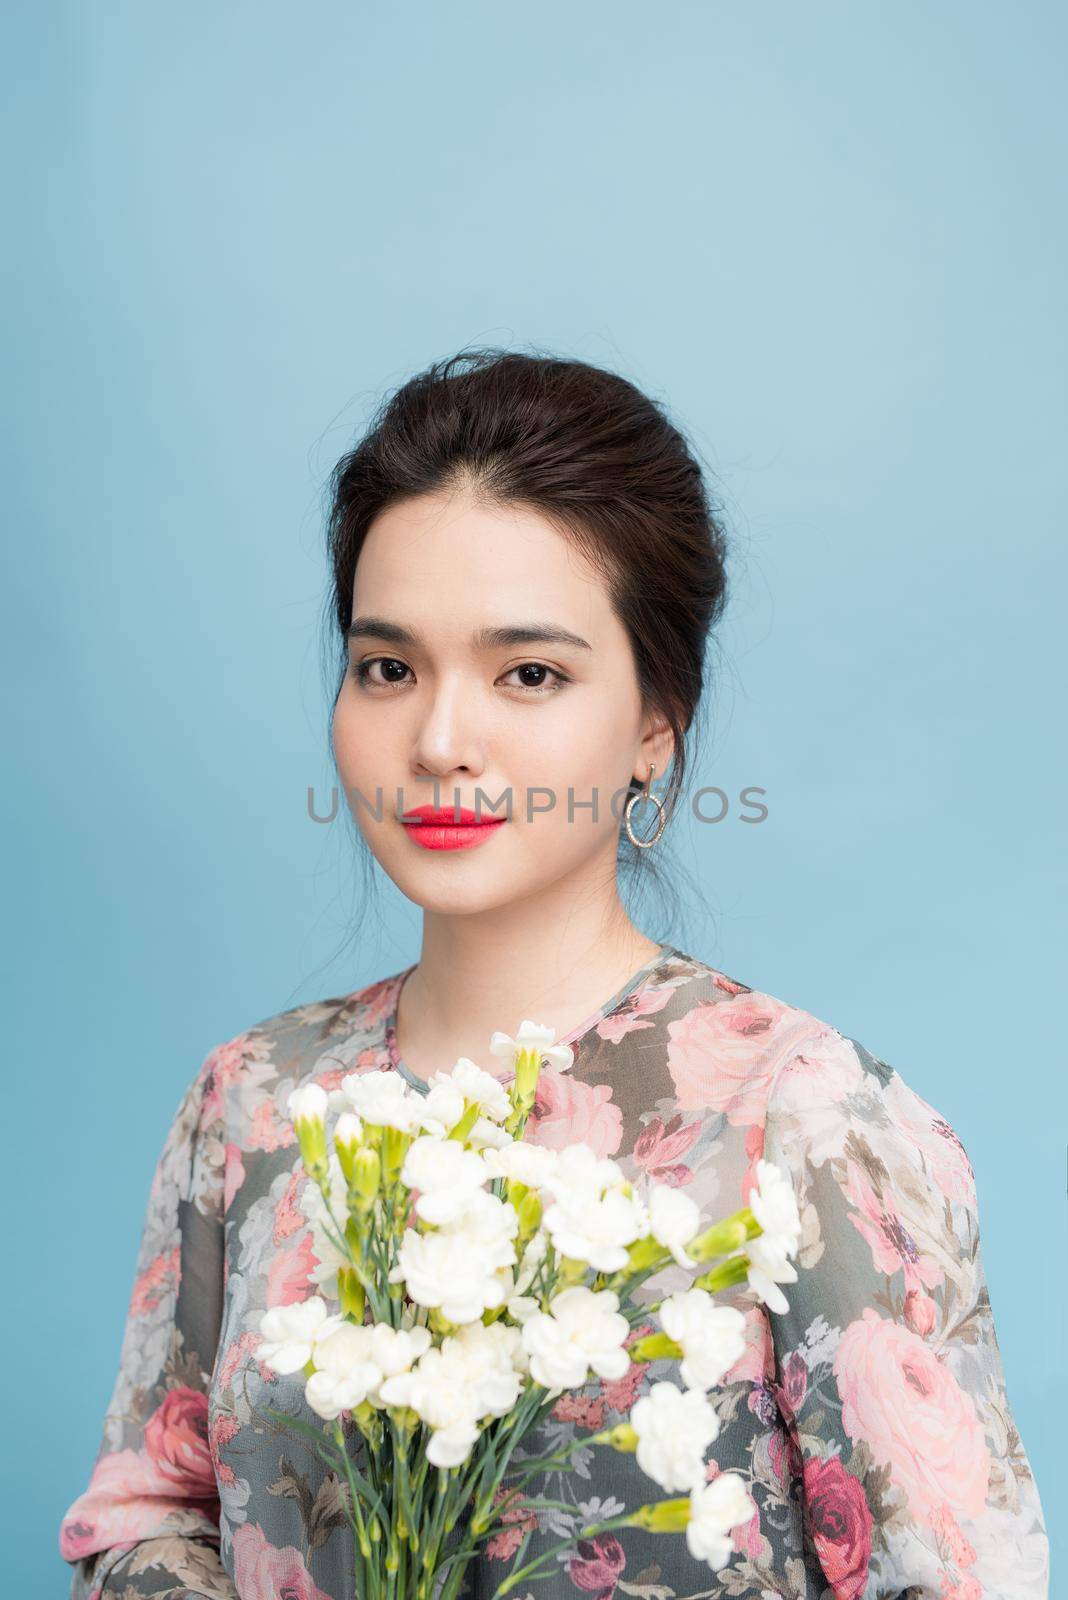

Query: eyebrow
346,616,593,652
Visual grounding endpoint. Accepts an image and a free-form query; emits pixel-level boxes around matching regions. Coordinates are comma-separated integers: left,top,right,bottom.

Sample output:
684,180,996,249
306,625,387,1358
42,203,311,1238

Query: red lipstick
399,804,507,852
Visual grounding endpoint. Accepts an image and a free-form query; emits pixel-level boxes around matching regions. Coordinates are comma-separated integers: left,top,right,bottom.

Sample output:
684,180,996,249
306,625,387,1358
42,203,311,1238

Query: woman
59,351,1049,1599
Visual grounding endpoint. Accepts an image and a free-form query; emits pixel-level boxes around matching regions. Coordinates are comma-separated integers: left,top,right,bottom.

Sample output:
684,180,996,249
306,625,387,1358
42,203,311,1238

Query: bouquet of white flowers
255,1020,803,1600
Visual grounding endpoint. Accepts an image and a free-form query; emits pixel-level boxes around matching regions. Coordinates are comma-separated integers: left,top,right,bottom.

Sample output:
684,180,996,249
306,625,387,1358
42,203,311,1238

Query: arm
59,1044,239,1600
762,1029,1049,1600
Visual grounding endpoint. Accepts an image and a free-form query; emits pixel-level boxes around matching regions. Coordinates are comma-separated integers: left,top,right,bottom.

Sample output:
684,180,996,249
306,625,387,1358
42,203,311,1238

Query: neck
393,899,662,1084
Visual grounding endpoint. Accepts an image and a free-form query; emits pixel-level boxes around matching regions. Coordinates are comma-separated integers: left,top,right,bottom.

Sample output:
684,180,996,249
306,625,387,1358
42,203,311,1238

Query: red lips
399,803,506,851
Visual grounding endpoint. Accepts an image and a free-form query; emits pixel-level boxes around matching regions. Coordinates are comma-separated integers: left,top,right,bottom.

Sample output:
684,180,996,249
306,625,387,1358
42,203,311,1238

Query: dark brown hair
323,346,730,882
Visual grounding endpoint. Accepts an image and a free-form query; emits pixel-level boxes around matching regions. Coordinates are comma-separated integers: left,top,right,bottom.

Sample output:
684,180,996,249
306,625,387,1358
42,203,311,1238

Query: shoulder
656,948,879,1121
665,950,974,1203
189,966,405,1115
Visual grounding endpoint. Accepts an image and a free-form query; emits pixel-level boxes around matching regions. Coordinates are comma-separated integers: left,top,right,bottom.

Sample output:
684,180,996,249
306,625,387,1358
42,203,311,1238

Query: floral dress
59,944,1050,1600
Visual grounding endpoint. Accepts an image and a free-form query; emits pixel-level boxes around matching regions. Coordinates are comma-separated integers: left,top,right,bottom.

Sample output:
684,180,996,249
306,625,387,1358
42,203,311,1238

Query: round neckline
384,940,678,1095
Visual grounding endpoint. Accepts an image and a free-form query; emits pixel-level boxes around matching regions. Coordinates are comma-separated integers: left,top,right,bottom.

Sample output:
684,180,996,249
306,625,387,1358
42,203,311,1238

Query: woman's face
331,486,671,917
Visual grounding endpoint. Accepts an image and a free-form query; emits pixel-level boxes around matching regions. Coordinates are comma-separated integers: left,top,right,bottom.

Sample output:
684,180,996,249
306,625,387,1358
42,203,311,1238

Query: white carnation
366,1322,433,1389
396,1192,517,1323
431,1057,512,1123
441,1320,526,1415
540,1142,625,1202
648,1184,701,1267
465,1116,514,1151
418,1080,466,1136
520,1285,630,1391
658,1290,747,1391
685,1474,757,1568
749,1159,801,1257
542,1184,647,1272
488,1020,574,1075
287,1082,329,1123
379,1346,483,1467
629,1381,720,1492
333,1110,364,1147
305,1323,383,1420
340,1069,422,1132
257,1297,345,1375
400,1136,489,1224
481,1141,560,1189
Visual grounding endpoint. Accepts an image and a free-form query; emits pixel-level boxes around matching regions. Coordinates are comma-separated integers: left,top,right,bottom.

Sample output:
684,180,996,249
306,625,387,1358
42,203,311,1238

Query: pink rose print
665,995,815,1120
199,1035,254,1122
771,1027,866,1117
59,1390,218,1561
599,1360,646,1416
833,1307,991,1522
929,1504,979,1570
551,1392,607,1429
144,1388,216,1492
130,1244,180,1318
943,1581,982,1600
766,1421,794,1491
775,1349,809,1428
223,1143,246,1214
904,1290,937,1337
484,1486,540,1562
231,1521,333,1600
208,1411,242,1488
841,1158,944,1295
218,1328,277,1390
727,1304,774,1386
273,1170,309,1245
801,1455,873,1600
595,982,673,1044
567,1532,626,1599
712,973,749,996
529,1070,623,1157
883,1073,977,1212
266,1233,318,1306
632,1113,700,1185
248,1098,297,1153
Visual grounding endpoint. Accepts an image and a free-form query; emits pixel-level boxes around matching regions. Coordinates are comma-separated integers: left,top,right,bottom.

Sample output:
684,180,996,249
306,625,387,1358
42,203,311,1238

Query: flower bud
628,1497,691,1533
337,1266,366,1321
349,1147,381,1215
693,1254,750,1293
381,1125,410,1186
688,1210,755,1264
625,1235,671,1273
288,1084,330,1181
628,1331,681,1363
333,1112,364,1185
591,1422,638,1452
513,1045,542,1109
516,1189,542,1239
904,1288,937,1336
447,1101,481,1142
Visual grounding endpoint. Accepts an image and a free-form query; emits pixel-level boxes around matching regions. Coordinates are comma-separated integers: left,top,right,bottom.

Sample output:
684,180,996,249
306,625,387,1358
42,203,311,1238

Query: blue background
5,2,1063,1590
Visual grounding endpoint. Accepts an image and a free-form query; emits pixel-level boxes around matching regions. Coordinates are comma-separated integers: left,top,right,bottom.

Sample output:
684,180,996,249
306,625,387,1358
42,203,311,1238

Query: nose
409,674,487,782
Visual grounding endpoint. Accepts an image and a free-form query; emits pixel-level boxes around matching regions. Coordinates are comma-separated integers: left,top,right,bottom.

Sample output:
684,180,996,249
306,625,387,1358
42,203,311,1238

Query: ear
634,709,677,788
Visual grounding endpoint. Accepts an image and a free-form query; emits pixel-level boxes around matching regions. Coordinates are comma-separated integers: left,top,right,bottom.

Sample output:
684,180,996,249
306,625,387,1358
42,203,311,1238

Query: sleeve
761,1029,1050,1600
58,1044,239,1600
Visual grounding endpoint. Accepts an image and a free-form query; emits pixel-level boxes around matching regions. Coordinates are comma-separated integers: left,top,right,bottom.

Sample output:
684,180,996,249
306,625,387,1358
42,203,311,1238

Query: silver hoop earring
624,762,666,849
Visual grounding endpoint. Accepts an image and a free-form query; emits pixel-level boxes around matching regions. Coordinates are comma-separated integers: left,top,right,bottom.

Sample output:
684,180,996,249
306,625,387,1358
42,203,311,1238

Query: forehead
354,490,616,636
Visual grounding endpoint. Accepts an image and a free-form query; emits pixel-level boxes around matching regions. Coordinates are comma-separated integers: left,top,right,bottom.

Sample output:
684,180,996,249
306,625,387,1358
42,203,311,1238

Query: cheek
331,688,378,786
510,717,631,834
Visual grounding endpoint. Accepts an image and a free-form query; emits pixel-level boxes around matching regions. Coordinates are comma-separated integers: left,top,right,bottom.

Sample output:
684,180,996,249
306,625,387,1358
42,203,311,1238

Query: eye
499,662,570,695
351,656,412,689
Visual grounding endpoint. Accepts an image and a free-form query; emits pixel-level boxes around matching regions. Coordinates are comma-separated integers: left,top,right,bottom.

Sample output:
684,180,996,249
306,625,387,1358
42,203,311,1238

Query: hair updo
324,346,731,882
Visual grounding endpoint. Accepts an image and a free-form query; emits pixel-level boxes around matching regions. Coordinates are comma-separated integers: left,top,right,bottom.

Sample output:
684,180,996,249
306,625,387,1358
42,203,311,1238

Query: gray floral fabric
59,945,1049,1599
